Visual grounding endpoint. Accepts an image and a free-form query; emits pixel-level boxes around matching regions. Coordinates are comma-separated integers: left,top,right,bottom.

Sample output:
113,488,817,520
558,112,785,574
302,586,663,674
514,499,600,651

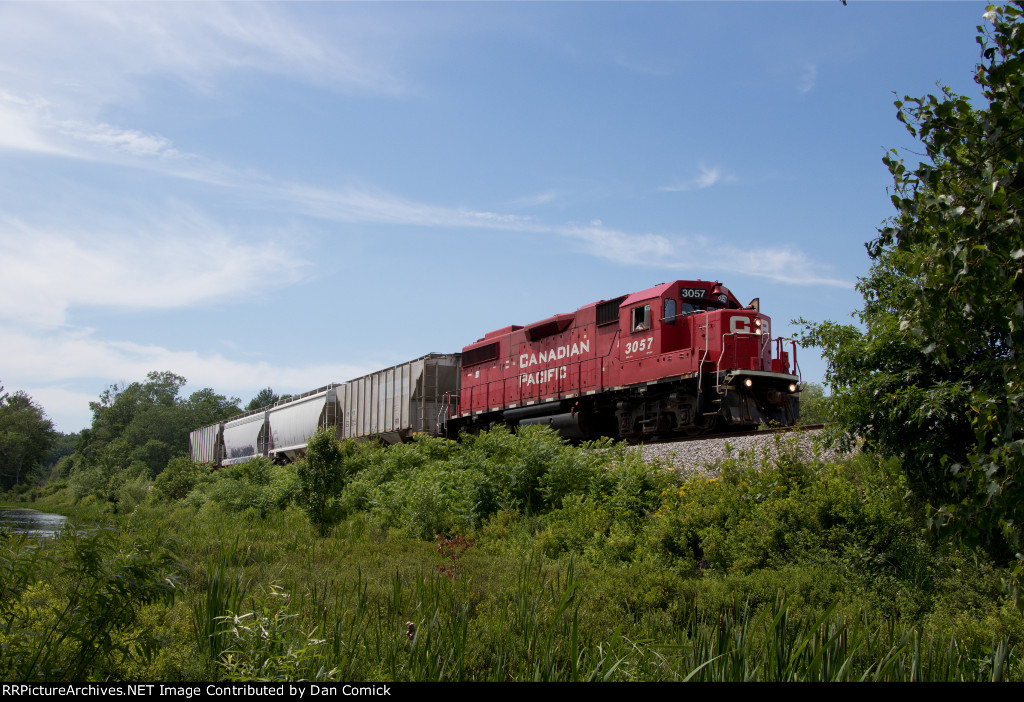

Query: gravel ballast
636,429,852,478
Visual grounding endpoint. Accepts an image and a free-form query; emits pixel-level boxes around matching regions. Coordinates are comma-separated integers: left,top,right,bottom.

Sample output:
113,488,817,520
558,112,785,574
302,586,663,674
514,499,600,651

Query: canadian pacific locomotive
189,280,800,466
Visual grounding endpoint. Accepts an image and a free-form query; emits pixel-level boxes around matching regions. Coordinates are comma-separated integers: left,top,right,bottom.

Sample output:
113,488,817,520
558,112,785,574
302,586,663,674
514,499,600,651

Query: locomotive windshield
678,283,732,313
679,295,728,315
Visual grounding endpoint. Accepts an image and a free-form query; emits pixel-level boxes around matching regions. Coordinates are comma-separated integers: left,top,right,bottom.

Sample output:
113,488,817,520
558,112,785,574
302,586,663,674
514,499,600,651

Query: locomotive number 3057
625,337,653,355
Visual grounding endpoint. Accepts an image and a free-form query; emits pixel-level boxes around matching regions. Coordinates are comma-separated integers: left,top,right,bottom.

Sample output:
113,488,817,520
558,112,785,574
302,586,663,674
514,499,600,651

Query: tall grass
9,426,1024,681
204,548,1019,681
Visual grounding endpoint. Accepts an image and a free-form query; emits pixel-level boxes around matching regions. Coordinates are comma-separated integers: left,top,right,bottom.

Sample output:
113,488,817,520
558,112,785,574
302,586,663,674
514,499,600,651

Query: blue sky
0,0,992,433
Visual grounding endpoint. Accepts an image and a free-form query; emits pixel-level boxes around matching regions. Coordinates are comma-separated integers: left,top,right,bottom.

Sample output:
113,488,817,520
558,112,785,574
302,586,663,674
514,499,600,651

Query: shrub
152,457,211,502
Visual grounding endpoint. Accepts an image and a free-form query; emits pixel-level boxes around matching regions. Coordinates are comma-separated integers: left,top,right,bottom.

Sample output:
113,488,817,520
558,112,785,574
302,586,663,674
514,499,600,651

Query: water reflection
0,508,68,538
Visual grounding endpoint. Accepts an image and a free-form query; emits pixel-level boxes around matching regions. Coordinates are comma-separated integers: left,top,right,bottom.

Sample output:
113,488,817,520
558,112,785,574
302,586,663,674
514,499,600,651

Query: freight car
189,280,799,465
189,355,460,466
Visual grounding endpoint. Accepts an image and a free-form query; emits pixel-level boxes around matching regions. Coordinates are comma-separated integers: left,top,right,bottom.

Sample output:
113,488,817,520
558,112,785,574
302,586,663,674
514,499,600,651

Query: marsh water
0,507,68,537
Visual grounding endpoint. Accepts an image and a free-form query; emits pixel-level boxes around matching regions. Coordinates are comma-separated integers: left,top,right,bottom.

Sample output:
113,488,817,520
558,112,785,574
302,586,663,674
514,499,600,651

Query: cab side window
631,305,651,332
664,298,677,325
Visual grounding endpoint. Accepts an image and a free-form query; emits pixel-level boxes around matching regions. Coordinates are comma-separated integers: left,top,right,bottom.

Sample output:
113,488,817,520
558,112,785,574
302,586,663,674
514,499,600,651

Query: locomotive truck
189,280,800,466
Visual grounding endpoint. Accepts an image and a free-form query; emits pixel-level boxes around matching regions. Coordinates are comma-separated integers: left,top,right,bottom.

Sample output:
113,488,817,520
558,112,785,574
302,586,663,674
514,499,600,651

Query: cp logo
730,317,752,334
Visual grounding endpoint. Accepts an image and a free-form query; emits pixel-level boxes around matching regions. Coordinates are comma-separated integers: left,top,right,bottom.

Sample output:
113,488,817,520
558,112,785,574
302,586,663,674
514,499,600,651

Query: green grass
4,427,1023,681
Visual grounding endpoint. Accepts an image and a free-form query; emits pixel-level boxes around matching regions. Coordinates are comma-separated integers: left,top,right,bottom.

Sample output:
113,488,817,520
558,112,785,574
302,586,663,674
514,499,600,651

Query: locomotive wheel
680,412,717,437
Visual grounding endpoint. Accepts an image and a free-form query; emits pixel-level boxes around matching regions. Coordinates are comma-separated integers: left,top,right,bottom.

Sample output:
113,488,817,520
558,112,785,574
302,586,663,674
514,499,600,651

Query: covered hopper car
190,280,800,466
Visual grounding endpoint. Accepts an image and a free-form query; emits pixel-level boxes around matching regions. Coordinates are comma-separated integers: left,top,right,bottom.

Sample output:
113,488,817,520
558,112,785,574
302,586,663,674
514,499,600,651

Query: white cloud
505,190,560,209
550,220,849,288
12,385,98,435
54,120,182,159
26,332,371,393
269,182,536,230
0,3,409,162
0,3,407,103
797,63,817,95
251,176,848,285
242,178,849,288
1,325,379,433
558,222,674,264
0,209,310,329
0,99,68,155
659,164,733,192
0,90,197,165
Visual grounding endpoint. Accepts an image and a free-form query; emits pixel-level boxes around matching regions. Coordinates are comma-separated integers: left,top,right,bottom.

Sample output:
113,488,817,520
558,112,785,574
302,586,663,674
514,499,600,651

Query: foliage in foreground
6,428,1023,681
0,527,178,681
799,3,1024,554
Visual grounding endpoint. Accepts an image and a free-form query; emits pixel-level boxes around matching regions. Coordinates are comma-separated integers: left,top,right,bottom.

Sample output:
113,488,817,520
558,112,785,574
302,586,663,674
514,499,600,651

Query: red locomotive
191,279,799,464
450,279,799,440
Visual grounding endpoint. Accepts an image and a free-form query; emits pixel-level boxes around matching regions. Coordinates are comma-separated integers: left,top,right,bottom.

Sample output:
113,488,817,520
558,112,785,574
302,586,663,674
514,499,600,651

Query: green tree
801,3,1024,552
797,382,829,425
77,372,239,475
0,384,56,490
60,372,240,506
245,387,279,411
296,428,346,536
44,432,80,470
183,387,241,431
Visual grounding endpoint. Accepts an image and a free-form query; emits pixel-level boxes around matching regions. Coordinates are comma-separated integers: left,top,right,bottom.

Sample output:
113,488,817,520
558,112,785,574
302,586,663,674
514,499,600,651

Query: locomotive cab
611,280,799,437
620,280,746,359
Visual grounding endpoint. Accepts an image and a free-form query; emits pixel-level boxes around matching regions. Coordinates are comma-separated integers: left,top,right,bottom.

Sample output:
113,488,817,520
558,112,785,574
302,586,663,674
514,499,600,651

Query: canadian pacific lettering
520,366,568,386
519,340,589,369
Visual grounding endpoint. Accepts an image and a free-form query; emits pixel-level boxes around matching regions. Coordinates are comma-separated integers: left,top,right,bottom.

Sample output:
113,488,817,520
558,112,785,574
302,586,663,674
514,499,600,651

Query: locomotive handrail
786,338,802,382
696,309,711,412
716,331,738,395
437,392,457,432
774,337,802,381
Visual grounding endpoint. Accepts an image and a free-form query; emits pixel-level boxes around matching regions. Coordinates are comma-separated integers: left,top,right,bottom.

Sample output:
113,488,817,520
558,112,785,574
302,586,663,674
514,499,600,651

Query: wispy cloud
547,221,849,288
0,2,846,298
0,3,407,103
797,63,817,95
505,190,561,209
54,120,182,159
1,325,379,432
659,164,734,193
0,326,373,391
0,208,310,330
226,177,849,288
0,111,847,293
0,2,411,162
242,176,847,286
266,182,536,230
0,97,70,156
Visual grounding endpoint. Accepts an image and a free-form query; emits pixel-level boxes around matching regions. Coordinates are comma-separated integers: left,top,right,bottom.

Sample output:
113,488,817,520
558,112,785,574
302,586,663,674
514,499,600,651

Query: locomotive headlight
789,383,798,393
743,378,754,388
754,318,762,327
